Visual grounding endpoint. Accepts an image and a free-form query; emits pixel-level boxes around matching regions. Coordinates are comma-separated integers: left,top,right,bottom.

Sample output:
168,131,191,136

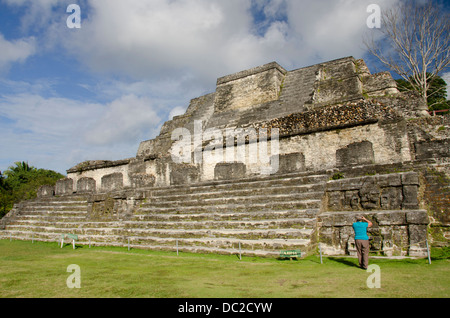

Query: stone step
17,214,87,221
76,234,312,253
138,199,322,214
133,209,319,221
21,197,88,205
19,204,88,210
0,170,331,257
0,231,309,257
7,216,317,231
17,209,88,215
144,192,323,208
132,209,319,222
123,218,316,230
2,226,314,245
148,173,329,197
148,183,325,202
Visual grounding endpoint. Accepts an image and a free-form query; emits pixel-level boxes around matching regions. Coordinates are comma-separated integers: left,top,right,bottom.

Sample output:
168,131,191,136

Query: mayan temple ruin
1,56,449,257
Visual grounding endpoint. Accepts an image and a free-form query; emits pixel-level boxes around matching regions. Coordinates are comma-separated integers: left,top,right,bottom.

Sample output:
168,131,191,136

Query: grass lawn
0,239,449,298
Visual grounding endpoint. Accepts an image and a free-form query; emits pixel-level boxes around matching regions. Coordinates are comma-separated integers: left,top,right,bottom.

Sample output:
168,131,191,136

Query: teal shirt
353,222,369,240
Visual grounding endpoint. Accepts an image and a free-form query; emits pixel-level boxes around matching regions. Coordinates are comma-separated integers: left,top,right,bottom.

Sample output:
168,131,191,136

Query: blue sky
0,0,448,175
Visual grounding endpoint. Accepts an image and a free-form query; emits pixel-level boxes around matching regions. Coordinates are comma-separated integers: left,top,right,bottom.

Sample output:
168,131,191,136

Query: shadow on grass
326,257,360,268
276,257,300,262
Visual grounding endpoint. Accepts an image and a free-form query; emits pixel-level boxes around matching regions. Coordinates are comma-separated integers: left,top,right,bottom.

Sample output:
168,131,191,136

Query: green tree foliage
0,162,65,218
396,74,449,114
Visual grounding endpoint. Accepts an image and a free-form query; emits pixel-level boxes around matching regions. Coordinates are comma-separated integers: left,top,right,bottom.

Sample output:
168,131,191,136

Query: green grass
0,239,449,298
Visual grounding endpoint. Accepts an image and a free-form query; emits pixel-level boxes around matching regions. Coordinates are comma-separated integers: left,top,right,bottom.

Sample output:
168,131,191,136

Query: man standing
352,216,373,270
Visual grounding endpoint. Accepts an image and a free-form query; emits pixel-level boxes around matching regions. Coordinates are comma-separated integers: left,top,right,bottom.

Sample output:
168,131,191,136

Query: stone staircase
1,195,89,243
0,171,330,257
0,167,431,257
125,172,328,256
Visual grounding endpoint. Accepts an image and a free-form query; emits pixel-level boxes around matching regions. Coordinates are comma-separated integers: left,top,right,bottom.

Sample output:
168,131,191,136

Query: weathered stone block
408,224,428,256
402,185,419,209
214,62,286,113
347,237,357,256
318,226,334,246
336,141,375,167
343,190,360,210
214,162,246,181
376,174,402,187
415,139,450,160
375,212,406,226
327,191,344,211
77,177,96,193
170,164,199,185
128,160,155,188
362,71,399,96
101,173,123,192
277,152,305,174
314,76,362,105
406,210,429,225
380,187,403,210
409,224,428,243
401,172,419,185
359,179,380,210
55,178,73,196
37,185,55,198
130,174,155,188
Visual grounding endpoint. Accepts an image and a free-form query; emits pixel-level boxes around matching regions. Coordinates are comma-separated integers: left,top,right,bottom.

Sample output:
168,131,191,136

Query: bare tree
364,1,450,107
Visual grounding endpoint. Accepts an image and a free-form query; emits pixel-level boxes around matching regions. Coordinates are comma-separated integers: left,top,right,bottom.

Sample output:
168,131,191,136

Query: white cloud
52,0,403,85
0,33,36,72
0,88,166,173
59,0,290,84
85,94,161,146
284,0,400,64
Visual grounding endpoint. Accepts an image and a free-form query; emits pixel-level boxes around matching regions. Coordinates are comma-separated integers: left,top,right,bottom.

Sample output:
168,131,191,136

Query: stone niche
77,177,96,194
336,141,375,168
214,162,247,181
55,178,73,196
101,173,123,192
128,159,155,188
277,152,305,174
214,62,287,113
37,185,55,198
170,164,199,186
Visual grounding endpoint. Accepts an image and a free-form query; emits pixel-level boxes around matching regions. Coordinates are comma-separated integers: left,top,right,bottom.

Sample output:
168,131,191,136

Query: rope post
239,242,242,260
128,237,130,251
319,243,323,264
89,237,91,248
426,239,431,265
176,240,179,256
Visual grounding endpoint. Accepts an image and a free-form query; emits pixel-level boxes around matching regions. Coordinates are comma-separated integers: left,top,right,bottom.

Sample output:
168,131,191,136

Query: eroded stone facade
3,56,448,256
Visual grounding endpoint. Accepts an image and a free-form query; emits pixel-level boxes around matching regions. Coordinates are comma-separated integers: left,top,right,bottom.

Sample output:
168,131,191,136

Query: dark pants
355,240,370,269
